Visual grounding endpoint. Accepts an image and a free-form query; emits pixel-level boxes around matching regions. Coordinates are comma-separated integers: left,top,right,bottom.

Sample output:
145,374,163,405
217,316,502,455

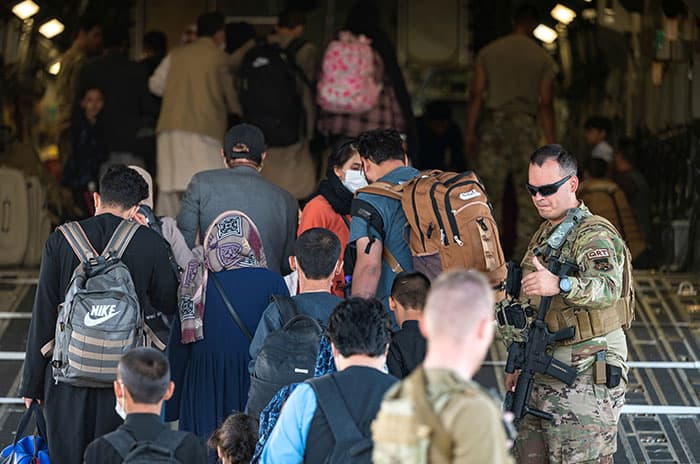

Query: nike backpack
351,170,507,292
239,38,309,147
317,31,381,114
50,220,143,387
246,295,323,417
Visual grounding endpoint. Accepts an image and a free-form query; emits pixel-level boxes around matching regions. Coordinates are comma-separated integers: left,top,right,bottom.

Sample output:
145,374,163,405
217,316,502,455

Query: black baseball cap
223,124,266,159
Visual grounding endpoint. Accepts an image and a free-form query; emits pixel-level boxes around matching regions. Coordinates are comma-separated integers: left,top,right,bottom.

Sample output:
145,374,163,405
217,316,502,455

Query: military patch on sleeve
593,258,612,271
586,249,611,259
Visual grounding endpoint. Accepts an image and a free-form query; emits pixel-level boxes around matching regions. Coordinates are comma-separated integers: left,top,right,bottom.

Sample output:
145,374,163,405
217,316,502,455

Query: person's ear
261,152,267,163
289,256,297,272
403,153,409,166
113,380,121,398
388,296,397,312
93,192,101,211
334,259,343,276
163,381,175,401
418,316,429,338
570,175,579,193
330,342,338,359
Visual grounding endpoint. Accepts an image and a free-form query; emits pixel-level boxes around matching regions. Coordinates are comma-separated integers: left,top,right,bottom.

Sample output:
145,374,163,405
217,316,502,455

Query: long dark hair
326,137,359,178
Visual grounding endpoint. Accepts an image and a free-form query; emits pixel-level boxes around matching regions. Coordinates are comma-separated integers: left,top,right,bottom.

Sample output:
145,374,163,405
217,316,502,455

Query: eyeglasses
525,174,572,197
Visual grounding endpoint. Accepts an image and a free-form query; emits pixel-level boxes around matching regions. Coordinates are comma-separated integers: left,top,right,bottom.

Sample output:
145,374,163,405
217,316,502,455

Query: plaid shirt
317,52,406,137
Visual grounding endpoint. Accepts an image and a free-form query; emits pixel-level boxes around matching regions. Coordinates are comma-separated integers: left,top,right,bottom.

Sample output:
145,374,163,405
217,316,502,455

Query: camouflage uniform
372,366,514,464
509,202,628,464
478,111,542,261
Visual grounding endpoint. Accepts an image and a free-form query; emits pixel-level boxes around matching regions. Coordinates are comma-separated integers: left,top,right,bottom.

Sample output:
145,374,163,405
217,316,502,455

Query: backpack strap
350,196,403,273
307,375,371,454
57,222,99,263
152,429,188,455
284,38,312,88
211,272,254,341
104,429,136,459
103,220,140,259
271,294,300,326
407,366,454,460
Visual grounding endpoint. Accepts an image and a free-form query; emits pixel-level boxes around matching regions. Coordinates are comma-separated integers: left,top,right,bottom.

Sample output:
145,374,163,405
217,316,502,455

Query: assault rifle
503,208,584,427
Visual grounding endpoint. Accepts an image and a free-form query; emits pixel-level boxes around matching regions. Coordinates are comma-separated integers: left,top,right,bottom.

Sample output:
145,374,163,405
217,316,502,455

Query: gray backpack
51,220,142,387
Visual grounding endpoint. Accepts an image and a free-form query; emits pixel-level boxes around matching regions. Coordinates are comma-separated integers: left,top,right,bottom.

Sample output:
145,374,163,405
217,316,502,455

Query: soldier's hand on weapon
505,370,520,392
521,257,560,297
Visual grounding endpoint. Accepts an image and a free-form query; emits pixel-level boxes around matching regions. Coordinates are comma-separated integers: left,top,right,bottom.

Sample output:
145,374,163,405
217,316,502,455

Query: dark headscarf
317,173,354,216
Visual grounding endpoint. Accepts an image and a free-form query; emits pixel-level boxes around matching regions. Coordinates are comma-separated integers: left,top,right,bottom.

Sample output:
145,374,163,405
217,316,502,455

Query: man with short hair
261,298,397,463
350,129,419,309
56,15,103,168
246,228,343,415
84,347,206,463
373,270,514,463
232,8,319,200
177,123,298,275
149,11,238,216
466,3,556,259
506,144,629,463
20,165,179,464
386,271,430,378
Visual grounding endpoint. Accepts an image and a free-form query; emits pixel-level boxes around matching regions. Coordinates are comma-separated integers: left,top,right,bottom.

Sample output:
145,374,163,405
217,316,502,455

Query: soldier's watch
559,276,572,293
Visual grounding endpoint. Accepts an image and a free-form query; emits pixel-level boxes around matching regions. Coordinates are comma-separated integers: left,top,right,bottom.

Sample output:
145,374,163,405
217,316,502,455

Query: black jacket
83,413,207,464
20,213,179,399
304,366,397,463
77,51,153,154
386,320,427,379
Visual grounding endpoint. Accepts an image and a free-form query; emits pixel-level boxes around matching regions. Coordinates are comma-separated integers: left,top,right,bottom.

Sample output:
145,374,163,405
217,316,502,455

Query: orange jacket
298,195,350,297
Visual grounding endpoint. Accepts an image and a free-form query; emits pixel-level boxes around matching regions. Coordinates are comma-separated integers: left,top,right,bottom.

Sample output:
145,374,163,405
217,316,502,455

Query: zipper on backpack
477,217,488,231
444,180,482,246
411,177,427,252
429,182,448,245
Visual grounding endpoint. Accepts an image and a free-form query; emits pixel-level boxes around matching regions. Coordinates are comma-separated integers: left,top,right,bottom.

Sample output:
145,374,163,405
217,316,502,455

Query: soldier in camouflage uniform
372,271,514,464
501,145,630,463
465,4,556,260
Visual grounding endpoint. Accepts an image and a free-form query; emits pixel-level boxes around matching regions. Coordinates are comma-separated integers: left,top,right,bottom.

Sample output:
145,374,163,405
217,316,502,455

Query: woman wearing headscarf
298,139,366,297
166,211,289,444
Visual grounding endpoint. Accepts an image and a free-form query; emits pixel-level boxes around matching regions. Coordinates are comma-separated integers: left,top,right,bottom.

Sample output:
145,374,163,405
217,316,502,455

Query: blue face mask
342,169,368,193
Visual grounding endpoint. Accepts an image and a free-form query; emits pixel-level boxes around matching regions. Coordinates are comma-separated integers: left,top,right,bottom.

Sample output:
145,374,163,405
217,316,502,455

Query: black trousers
43,365,122,464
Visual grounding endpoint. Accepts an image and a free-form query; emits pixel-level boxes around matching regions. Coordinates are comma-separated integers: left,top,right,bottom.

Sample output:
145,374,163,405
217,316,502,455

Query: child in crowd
62,86,107,217
583,115,614,171
209,413,259,464
386,271,431,378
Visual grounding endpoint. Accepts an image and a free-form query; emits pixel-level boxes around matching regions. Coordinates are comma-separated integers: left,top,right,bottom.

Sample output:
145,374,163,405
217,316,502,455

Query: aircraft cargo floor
0,269,697,463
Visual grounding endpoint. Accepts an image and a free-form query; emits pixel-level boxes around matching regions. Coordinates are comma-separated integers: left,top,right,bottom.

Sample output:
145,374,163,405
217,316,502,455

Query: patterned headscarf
179,211,267,344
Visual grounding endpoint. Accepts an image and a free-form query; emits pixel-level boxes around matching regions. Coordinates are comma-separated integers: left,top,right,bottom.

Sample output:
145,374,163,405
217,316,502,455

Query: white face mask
342,169,368,193
115,383,126,420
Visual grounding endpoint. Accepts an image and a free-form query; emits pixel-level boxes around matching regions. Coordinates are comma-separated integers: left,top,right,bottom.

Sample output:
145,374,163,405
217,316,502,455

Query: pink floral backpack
317,31,382,114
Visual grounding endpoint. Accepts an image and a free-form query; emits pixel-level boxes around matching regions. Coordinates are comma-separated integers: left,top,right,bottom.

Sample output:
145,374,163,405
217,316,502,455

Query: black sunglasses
526,174,572,197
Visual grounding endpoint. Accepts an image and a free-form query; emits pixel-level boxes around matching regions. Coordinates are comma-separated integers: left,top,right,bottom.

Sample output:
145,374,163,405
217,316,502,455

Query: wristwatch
559,276,572,293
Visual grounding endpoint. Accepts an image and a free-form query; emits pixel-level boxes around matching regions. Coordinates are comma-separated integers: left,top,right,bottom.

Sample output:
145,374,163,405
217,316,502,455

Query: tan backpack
579,178,647,260
354,170,507,289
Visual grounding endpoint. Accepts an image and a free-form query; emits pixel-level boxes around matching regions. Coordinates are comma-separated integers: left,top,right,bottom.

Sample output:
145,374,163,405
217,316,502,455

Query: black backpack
104,428,188,463
239,38,309,147
246,295,323,417
307,375,372,464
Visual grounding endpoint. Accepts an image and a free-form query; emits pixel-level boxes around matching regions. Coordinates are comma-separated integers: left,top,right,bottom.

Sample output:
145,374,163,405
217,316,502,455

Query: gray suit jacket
177,166,298,275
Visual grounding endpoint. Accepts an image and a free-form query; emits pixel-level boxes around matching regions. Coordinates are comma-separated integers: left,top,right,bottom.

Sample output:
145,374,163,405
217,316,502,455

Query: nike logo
84,304,119,327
